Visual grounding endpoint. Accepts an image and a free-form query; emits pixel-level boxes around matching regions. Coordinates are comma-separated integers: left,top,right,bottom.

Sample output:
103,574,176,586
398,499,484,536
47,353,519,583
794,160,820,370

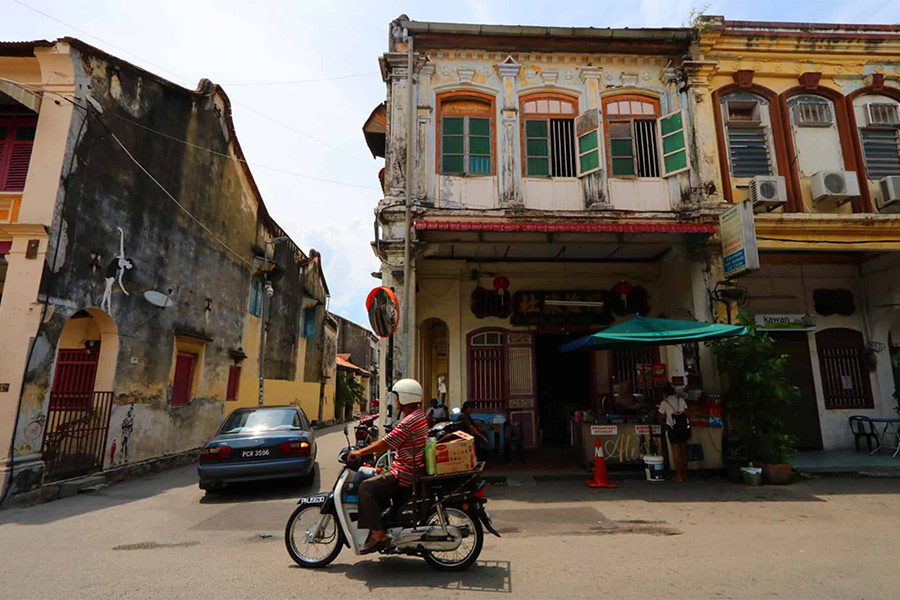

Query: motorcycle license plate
242,449,270,458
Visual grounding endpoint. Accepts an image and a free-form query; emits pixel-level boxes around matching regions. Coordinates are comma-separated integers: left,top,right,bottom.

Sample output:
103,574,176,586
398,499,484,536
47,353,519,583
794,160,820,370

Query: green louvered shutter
659,109,690,176
575,109,601,177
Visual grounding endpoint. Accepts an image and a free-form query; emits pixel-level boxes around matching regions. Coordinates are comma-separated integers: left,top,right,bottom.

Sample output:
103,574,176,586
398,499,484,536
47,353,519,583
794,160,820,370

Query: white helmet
392,378,423,406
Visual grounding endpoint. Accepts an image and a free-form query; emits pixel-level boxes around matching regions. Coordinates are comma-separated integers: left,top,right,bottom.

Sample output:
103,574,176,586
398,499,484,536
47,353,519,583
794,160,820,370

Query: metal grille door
41,391,114,481
470,347,505,410
50,349,100,410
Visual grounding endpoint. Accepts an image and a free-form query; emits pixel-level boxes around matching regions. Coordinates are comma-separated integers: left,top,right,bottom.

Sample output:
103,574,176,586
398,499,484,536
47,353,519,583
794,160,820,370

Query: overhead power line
220,72,378,87
14,0,376,166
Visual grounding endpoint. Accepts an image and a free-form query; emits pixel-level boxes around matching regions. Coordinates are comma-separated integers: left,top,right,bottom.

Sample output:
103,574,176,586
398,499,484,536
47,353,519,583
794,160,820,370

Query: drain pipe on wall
402,31,415,379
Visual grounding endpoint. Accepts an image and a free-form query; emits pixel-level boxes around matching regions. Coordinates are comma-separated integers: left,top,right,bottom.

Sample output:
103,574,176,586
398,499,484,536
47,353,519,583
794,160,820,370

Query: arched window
520,94,578,177
852,94,900,179
603,95,661,178
437,94,494,176
719,91,777,178
786,95,844,177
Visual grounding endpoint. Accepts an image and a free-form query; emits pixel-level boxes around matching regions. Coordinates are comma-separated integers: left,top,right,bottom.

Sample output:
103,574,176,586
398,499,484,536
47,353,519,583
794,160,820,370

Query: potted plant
712,312,799,485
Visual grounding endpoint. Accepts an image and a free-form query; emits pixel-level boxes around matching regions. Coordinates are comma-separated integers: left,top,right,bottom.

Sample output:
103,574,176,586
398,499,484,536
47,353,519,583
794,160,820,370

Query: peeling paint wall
9,43,328,483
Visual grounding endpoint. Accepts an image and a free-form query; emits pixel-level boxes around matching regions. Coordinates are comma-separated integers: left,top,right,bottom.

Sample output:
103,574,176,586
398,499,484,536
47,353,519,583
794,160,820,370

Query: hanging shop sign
754,314,816,331
720,200,759,279
510,288,650,325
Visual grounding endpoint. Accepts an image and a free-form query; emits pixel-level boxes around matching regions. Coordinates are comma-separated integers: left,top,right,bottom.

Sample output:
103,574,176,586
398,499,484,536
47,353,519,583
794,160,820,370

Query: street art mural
101,227,133,314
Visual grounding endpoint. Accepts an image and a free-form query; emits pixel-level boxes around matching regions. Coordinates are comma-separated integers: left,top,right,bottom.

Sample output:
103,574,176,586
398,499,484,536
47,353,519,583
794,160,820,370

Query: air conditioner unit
749,176,787,212
878,176,900,211
810,171,860,205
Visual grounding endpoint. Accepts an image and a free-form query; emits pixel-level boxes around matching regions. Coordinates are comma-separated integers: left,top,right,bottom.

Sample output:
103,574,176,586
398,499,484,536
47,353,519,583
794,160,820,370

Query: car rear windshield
220,409,303,434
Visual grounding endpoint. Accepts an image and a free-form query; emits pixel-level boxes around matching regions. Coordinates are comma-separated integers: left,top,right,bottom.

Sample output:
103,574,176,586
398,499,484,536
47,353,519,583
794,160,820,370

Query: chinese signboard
720,200,759,279
511,290,614,326
754,314,816,331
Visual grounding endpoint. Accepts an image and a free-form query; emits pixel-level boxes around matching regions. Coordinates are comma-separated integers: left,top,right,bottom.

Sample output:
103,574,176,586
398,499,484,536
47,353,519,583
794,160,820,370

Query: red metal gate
41,347,113,481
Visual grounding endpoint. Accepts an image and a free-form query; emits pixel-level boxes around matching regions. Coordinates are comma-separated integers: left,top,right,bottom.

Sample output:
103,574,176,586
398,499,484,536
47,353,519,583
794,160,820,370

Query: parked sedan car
198,406,317,491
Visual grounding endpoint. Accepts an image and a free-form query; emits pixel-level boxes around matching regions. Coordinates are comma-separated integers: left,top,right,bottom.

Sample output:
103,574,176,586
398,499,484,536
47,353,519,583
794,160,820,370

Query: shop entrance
536,333,591,447
770,332,823,450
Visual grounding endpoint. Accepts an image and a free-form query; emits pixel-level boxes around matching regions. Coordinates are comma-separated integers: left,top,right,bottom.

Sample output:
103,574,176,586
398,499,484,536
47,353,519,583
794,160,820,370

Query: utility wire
13,0,375,166
13,0,194,85
220,72,378,86
0,77,379,191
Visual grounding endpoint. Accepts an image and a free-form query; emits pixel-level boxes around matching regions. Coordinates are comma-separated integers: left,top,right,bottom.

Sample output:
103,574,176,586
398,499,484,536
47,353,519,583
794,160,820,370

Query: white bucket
643,455,665,482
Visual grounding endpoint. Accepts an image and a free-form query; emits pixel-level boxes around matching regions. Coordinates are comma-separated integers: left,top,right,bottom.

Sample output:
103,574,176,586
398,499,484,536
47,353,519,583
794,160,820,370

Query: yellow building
694,17,900,450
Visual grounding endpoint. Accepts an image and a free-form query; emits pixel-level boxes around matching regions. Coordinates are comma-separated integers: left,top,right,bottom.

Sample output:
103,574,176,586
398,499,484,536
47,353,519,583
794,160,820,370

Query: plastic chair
849,416,879,452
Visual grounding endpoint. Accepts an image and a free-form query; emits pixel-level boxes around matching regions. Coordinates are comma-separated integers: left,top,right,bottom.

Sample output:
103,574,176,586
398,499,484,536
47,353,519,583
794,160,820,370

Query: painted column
385,54,413,199
682,61,724,206
416,63,435,202
496,58,523,206
579,66,605,208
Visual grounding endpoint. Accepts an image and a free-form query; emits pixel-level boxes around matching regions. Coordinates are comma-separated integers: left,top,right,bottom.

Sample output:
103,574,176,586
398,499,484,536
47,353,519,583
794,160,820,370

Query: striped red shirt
383,408,428,487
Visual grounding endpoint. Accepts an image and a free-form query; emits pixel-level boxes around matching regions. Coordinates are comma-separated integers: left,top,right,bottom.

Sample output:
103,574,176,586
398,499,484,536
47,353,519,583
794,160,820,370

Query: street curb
1,448,201,510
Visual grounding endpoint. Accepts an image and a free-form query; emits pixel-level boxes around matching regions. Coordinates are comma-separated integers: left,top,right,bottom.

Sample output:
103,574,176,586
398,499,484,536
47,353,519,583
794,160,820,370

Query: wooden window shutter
658,109,690,176
172,351,197,406
226,365,241,401
1,120,36,192
575,109,601,177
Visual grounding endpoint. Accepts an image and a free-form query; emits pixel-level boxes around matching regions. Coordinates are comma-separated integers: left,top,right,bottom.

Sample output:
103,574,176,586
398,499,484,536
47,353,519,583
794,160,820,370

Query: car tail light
280,440,311,455
200,445,232,462
473,483,486,499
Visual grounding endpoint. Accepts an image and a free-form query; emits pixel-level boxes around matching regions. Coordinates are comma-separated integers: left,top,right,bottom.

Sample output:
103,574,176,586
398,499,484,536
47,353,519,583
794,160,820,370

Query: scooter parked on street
285,425,499,571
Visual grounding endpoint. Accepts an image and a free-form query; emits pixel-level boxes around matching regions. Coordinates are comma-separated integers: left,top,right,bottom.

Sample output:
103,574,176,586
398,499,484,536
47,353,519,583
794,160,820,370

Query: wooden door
771,332,823,450
507,332,538,448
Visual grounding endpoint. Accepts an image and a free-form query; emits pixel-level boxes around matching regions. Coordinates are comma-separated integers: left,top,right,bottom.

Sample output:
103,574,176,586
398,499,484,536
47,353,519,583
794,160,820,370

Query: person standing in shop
658,383,690,482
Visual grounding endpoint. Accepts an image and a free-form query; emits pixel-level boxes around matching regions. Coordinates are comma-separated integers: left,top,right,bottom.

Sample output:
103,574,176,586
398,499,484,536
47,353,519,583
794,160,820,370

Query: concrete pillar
496,58,523,206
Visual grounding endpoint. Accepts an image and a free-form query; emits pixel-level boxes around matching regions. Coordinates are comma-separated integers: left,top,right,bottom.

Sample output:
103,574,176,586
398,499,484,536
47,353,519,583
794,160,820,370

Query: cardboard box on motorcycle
426,431,477,475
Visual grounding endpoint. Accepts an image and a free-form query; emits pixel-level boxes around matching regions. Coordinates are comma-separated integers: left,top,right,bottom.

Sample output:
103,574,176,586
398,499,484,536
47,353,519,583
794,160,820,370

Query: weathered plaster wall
10,44,313,474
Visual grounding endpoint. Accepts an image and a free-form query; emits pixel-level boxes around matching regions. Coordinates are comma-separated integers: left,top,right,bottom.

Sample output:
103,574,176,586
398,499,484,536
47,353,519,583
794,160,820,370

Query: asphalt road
1,423,899,599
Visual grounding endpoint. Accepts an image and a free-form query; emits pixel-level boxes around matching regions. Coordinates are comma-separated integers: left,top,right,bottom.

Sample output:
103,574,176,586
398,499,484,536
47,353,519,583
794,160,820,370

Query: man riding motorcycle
347,378,428,555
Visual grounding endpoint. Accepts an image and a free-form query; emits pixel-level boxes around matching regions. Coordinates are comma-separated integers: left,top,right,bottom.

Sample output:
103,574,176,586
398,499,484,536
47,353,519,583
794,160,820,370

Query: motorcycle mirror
343,424,351,446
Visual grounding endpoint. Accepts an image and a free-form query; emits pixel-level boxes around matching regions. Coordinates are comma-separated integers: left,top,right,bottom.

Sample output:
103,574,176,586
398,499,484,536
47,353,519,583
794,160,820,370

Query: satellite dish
143,290,174,308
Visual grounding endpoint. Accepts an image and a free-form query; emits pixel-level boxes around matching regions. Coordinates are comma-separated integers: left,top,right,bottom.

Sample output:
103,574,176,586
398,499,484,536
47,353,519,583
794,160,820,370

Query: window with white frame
720,92,775,178
854,95,900,179
787,95,844,177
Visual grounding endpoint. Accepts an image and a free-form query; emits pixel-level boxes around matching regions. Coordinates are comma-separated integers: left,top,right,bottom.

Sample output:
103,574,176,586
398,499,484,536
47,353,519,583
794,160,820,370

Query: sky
4,0,900,328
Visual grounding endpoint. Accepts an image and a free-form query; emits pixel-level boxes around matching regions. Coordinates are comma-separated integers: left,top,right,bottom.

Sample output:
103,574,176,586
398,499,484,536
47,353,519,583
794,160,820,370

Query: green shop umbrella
560,315,746,352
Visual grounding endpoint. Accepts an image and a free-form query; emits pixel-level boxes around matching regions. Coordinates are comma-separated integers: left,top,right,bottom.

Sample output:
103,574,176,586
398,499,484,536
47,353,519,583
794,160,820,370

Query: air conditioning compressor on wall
877,176,900,212
810,171,860,205
749,175,787,212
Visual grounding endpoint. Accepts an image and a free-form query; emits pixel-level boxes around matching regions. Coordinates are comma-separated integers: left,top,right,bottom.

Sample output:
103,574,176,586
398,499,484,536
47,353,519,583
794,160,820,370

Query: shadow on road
198,471,319,505
297,558,513,594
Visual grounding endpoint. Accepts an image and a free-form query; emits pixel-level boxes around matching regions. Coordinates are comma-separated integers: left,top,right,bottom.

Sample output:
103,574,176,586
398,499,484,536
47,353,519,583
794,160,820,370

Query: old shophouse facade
368,19,729,449
0,38,333,500
368,16,900,453
693,17,900,450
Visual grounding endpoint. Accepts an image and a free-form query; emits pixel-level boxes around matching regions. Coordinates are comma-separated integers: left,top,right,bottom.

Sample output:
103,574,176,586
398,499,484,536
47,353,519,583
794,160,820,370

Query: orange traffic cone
586,437,618,488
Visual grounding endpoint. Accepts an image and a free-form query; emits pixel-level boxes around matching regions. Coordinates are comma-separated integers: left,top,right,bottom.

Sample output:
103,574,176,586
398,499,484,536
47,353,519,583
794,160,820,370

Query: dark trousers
357,472,403,531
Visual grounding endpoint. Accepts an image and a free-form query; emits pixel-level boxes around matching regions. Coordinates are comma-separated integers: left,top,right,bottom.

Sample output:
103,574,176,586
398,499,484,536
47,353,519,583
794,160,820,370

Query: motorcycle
285,425,500,571
354,414,378,447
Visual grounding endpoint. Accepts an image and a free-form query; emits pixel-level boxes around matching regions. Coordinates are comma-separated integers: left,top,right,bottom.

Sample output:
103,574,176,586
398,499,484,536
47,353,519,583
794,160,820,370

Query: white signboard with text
720,200,760,279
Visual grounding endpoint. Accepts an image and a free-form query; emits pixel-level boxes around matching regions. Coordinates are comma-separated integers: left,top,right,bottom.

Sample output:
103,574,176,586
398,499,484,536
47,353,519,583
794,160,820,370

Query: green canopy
560,315,746,352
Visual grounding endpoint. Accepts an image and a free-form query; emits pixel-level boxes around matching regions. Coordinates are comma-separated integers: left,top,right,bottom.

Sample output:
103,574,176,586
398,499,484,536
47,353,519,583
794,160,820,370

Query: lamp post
259,236,289,407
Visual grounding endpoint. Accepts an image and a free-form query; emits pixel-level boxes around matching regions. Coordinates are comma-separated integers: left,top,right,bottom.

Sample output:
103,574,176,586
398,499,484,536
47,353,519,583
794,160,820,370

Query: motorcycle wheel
422,508,484,572
285,504,344,568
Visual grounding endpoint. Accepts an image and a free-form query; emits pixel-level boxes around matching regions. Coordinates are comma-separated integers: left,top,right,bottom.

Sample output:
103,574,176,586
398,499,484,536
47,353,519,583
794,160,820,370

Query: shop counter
665,425,724,470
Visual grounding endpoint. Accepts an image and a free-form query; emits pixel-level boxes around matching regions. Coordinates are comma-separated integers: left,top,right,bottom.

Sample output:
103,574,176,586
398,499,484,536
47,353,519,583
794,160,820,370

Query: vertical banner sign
720,200,760,279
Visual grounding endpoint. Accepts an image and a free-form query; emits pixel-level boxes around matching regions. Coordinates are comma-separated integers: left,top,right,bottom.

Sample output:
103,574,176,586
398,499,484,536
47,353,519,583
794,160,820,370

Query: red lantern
493,276,510,309
612,280,633,307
